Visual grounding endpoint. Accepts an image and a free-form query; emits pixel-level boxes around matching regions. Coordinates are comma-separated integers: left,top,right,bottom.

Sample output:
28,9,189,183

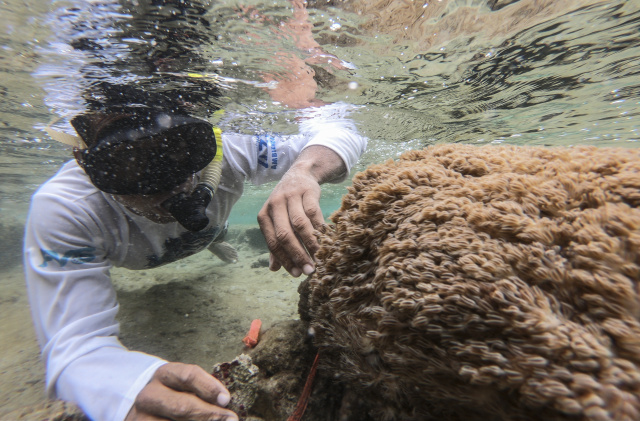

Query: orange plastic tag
243,319,262,348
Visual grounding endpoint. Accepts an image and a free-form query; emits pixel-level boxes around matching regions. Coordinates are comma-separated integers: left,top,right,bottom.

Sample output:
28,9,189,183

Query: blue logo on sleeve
257,134,278,170
39,247,97,267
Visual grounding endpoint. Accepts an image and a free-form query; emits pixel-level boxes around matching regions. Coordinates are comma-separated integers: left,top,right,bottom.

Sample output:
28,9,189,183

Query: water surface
2,0,638,223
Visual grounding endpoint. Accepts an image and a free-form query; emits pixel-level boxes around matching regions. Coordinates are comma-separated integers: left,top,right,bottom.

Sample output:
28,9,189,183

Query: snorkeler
24,99,366,421
25,0,365,418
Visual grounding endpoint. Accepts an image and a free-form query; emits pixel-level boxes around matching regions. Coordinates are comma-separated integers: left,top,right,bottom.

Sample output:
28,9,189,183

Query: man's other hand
126,362,238,421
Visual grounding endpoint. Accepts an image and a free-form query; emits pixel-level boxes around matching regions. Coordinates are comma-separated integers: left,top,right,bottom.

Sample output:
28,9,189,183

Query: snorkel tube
161,126,224,232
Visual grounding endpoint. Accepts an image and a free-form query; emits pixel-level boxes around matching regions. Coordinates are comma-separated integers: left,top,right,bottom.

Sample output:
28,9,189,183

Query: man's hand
258,145,346,277
126,362,238,421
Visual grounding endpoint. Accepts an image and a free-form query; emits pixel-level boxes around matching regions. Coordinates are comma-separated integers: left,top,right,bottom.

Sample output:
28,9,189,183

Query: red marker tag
243,319,262,348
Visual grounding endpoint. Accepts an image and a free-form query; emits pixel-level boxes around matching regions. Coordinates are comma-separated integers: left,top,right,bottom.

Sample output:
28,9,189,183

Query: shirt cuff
114,359,168,421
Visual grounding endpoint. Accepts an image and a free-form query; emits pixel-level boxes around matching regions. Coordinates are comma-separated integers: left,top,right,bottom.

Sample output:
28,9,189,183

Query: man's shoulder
29,160,113,231
35,160,102,203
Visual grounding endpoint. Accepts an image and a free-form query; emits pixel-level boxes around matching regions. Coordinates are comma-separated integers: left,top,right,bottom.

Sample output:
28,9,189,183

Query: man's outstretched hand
126,362,238,421
258,145,346,277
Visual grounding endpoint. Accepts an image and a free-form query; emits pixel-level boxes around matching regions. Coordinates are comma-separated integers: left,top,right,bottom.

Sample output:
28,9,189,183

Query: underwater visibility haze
0,0,639,416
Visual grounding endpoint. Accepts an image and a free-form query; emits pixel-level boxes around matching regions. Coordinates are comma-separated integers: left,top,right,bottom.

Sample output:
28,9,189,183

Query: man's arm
24,175,237,421
257,145,346,276
243,100,366,277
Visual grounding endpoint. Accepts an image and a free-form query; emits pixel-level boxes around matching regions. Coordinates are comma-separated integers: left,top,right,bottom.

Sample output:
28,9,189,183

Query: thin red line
287,352,320,421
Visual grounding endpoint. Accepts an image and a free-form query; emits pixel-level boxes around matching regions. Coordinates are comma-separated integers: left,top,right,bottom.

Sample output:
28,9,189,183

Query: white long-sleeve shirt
24,104,366,421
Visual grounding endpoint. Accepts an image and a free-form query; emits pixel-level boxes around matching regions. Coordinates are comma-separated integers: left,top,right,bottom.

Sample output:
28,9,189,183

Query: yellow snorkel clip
44,120,87,149
197,125,224,194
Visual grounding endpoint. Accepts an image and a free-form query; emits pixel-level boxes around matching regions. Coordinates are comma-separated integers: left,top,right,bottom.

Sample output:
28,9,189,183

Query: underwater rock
214,320,353,421
224,226,269,254
241,227,269,252
213,354,261,420
303,144,640,421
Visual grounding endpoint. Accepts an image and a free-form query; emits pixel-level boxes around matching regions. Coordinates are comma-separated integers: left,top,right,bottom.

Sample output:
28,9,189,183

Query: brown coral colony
304,144,640,421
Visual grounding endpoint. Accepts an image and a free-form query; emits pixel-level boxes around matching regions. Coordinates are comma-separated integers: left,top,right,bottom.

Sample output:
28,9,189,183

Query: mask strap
44,118,88,149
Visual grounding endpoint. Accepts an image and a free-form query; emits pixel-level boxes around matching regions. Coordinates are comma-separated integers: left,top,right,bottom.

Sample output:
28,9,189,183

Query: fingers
269,253,282,272
133,382,237,421
300,182,326,229
257,182,322,277
128,363,238,421
125,409,165,421
259,199,311,277
155,363,231,407
289,192,322,258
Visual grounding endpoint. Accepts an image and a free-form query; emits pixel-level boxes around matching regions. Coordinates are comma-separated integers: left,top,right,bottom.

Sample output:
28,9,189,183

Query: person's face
110,173,199,224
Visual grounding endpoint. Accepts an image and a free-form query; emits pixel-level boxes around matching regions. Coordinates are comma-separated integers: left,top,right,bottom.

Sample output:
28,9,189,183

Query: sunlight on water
1,0,639,210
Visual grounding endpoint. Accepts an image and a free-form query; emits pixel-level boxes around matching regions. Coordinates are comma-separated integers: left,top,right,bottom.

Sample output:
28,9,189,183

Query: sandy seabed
0,224,301,419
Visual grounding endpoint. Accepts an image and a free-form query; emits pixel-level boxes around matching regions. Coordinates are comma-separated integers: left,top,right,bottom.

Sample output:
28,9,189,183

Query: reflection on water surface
0,0,638,271
0,0,638,261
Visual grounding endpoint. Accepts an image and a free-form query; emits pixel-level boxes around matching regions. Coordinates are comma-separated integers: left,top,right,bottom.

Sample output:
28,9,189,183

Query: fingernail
269,254,276,271
290,267,302,277
217,392,231,407
302,264,315,275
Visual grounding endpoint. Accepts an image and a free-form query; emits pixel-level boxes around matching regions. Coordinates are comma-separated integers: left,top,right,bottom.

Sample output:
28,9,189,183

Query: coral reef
213,320,347,421
213,354,261,419
303,144,640,421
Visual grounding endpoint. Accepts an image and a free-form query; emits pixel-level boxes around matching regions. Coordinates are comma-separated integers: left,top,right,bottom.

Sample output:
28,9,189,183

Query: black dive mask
71,111,216,196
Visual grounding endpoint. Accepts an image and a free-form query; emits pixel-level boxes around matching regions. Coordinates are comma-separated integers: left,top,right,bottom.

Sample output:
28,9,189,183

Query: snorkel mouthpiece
162,141,224,232
162,185,213,232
